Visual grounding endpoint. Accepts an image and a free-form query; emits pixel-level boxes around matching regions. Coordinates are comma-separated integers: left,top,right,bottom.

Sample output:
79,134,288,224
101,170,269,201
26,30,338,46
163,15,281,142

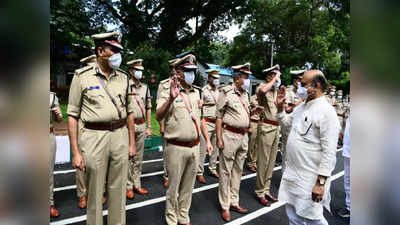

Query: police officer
246,92,260,173
326,85,336,105
216,63,253,221
50,88,63,218
67,31,136,225
254,64,281,207
126,59,152,198
280,70,304,172
156,53,213,225
196,69,220,183
156,58,177,188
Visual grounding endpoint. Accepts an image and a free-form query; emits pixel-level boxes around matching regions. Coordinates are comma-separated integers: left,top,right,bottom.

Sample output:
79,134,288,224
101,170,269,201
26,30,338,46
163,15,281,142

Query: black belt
84,119,126,131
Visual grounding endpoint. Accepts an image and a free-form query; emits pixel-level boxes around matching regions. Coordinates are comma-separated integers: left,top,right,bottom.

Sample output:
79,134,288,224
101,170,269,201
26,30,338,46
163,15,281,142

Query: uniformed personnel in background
156,53,213,225
76,54,107,209
280,69,304,172
326,85,336,105
197,69,221,184
67,31,137,225
126,59,152,199
50,88,63,218
254,64,281,207
216,63,253,221
246,92,260,173
156,58,177,188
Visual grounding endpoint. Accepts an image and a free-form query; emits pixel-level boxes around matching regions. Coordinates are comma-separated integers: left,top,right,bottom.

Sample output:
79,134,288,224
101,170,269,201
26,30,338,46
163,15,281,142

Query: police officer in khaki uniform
280,70,304,172
156,59,177,188
197,69,220,183
246,93,260,172
75,54,101,209
254,64,282,207
50,90,63,218
216,63,254,221
156,53,213,225
67,31,136,225
326,85,336,105
126,59,152,198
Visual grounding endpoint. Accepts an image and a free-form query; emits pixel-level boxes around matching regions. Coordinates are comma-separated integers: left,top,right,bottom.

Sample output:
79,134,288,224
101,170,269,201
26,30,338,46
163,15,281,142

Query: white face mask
134,70,142,80
108,53,122,69
275,80,281,88
241,79,250,91
184,71,195,85
330,91,335,96
213,79,220,86
297,82,308,99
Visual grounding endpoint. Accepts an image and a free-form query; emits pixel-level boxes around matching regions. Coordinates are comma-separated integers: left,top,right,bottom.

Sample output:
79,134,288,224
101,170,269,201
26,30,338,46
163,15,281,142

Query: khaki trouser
127,128,146,189
49,132,56,205
246,121,259,168
162,138,168,180
255,124,280,198
218,129,248,210
165,142,199,225
80,126,129,225
198,121,218,175
76,169,87,198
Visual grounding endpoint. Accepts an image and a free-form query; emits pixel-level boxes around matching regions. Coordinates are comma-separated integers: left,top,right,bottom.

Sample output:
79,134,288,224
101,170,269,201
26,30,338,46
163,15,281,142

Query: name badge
88,85,100,90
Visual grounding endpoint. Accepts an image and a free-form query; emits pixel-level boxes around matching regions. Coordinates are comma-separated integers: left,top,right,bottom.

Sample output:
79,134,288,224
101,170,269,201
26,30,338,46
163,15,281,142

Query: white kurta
277,96,340,220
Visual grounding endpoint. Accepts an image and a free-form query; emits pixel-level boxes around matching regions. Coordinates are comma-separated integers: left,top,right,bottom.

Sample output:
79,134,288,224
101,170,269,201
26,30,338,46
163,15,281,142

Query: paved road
50,149,349,225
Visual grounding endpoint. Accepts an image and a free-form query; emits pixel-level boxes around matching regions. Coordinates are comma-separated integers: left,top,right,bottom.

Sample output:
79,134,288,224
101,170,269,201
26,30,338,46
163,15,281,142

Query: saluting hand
169,75,180,101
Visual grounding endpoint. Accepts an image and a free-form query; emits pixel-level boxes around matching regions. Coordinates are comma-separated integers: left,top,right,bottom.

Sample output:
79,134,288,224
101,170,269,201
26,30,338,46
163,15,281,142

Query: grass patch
59,102,161,136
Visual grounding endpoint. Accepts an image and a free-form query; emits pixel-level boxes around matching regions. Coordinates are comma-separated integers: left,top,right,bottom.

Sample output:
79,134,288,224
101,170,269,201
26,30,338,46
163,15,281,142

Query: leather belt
204,118,216,123
202,103,215,106
135,118,146,125
167,137,200,148
223,124,249,135
251,119,259,123
337,113,344,118
50,127,54,133
262,118,279,126
84,119,126,131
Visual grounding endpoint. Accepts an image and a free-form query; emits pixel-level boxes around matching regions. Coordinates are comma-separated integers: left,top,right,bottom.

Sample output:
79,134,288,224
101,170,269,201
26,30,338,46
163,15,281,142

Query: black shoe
337,208,350,218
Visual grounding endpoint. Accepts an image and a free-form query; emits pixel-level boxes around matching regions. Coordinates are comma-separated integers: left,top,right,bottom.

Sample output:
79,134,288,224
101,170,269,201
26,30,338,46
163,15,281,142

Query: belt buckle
110,121,115,131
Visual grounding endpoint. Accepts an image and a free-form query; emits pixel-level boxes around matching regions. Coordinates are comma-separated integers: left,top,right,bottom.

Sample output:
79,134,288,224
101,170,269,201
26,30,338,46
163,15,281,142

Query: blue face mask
296,82,308,99
184,71,195,85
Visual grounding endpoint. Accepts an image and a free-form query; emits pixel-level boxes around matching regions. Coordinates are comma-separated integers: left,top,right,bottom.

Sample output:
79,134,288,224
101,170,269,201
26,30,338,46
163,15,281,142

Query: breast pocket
174,102,187,119
86,90,105,109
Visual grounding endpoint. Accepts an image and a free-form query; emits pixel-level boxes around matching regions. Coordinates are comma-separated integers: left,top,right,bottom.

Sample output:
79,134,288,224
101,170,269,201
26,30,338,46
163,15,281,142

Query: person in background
337,117,350,218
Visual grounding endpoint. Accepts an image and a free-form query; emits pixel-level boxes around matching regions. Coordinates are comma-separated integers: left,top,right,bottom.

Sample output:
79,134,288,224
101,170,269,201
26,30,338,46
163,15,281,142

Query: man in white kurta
276,70,340,225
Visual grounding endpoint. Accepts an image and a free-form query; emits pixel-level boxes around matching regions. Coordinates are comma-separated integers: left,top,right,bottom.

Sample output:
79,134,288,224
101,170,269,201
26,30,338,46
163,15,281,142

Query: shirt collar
305,95,325,108
131,79,142,88
95,64,117,78
180,85,195,93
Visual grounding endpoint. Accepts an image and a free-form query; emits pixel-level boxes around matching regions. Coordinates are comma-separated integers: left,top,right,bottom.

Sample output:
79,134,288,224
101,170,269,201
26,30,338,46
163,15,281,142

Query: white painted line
225,170,345,225
50,166,282,225
54,162,214,192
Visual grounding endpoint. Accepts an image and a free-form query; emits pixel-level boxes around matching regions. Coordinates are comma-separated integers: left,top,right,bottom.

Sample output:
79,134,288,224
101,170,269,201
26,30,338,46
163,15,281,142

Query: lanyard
179,92,200,139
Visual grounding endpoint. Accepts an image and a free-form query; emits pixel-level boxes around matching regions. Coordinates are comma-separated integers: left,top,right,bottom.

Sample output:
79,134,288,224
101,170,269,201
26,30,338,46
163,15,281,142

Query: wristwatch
318,178,326,185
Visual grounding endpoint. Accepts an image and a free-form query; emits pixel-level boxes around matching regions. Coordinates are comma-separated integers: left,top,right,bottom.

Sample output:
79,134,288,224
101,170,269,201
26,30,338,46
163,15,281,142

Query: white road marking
225,170,345,225
51,149,344,224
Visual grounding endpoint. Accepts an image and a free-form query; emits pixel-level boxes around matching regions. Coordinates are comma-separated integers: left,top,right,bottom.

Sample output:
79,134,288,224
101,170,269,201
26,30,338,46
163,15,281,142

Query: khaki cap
290,69,305,76
127,58,144,70
206,69,220,78
263,64,280,74
337,90,343,95
91,31,123,50
330,85,336,91
80,55,96,64
172,54,197,70
232,62,251,75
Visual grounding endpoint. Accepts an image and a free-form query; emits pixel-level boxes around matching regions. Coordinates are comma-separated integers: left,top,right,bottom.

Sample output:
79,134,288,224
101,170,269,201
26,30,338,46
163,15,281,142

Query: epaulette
222,85,233,94
74,65,93,76
160,78,169,84
116,68,130,77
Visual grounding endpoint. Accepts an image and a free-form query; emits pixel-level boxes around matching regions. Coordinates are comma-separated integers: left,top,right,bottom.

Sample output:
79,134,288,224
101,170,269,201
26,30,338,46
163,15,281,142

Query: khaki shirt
326,95,336,106
202,84,219,120
157,85,202,142
256,85,278,121
50,92,61,128
156,78,170,101
334,99,345,116
67,65,134,123
249,94,260,121
285,85,300,105
216,84,250,129
128,79,152,120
